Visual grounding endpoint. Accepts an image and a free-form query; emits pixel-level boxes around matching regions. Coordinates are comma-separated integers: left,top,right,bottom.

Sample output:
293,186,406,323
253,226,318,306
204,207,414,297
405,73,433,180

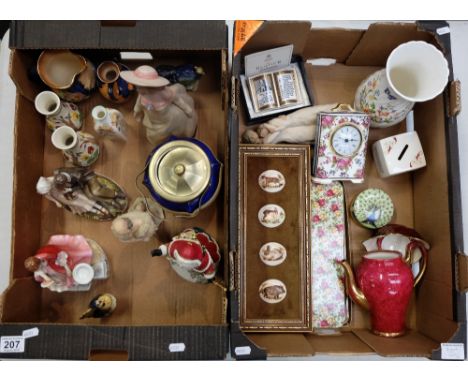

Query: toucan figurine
80,293,117,319
156,64,205,91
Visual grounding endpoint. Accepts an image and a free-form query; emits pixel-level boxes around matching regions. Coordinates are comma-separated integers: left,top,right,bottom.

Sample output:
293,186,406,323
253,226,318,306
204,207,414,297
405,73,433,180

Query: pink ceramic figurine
120,65,197,144
24,235,109,293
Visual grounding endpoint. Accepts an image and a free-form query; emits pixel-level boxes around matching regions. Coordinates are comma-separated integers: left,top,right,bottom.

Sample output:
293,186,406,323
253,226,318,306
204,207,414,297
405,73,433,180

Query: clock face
331,125,362,157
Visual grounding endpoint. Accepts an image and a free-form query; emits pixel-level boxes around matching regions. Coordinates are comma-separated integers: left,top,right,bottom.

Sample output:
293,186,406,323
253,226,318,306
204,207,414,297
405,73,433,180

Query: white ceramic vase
354,41,449,128
34,90,83,131
51,126,100,167
91,105,127,141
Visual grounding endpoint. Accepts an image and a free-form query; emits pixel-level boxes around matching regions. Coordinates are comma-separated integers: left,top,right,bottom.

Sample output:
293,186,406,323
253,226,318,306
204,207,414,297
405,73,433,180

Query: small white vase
92,105,127,141
51,126,100,167
355,41,449,128
34,90,83,131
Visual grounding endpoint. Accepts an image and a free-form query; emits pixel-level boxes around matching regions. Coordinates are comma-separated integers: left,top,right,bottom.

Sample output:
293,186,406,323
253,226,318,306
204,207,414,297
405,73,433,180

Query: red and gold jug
341,249,427,337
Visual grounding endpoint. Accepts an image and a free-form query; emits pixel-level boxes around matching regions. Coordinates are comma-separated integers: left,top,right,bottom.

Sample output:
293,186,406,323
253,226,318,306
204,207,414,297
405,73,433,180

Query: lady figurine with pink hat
120,65,197,144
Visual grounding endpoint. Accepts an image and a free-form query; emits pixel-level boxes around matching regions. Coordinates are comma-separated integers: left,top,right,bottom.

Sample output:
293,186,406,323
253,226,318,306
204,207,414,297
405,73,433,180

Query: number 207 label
0,336,25,353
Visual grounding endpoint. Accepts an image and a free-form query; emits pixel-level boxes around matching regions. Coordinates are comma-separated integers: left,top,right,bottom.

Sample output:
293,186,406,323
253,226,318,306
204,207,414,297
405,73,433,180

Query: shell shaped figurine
24,234,109,293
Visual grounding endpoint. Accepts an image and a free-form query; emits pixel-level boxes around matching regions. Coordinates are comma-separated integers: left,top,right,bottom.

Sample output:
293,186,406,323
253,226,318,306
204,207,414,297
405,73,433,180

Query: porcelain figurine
91,105,127,141
151,227,221,283
242,103,336,144
24,234,109,293
355,41,449,128
51,126,100,167
36,167,128,221
96,61,135,103
111,197,165,242
341,249,426,337
363,224,429,282
143,137,222,216
37,50,96,103
80,293,117,319
120,65,197,144
34,90,83,131
156,64,205,91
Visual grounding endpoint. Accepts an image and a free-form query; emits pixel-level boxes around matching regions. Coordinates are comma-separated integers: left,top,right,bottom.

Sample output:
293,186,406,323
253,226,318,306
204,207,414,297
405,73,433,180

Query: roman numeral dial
331,125,362,157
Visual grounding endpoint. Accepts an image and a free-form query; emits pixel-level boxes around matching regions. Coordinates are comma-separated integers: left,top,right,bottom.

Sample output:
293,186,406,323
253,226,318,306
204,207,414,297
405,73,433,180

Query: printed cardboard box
0,20,230,360
229,20,468,360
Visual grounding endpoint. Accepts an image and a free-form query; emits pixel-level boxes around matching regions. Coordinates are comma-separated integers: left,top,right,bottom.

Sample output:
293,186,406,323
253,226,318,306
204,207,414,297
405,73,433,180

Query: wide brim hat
120,65,170,87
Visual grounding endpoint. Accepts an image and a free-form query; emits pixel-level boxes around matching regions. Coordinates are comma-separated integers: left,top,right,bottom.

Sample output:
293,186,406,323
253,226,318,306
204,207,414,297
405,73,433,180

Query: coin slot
398,144,409,161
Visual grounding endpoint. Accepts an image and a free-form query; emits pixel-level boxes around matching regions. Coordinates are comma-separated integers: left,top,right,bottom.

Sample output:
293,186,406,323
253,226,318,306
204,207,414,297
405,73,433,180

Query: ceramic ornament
51,126,100,167
34,90,83,131
258,204,286,228
111,197,165,243
242,103,336,144
96,61,135,103
151,227,221,284
355,41,449,128
258,242,287,266
24,234,109,293
156,64,205,91
258,170,285,193
143,137,222,216
258,279,287,304
80,293,117,319
36,167,128,221
351,188,394,229
92,105,127,141
120,65,197,144
37,49,96,102
340,248,427,337
363,224,430,282
372,131,426,178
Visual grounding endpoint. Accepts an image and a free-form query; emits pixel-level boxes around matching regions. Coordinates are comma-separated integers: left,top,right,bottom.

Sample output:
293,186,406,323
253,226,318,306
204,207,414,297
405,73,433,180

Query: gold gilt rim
148,140,211,203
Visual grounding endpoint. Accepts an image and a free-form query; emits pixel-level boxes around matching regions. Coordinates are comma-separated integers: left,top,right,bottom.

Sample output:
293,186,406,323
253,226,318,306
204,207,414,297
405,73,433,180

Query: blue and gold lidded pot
143,137,222,216
97,61,135,104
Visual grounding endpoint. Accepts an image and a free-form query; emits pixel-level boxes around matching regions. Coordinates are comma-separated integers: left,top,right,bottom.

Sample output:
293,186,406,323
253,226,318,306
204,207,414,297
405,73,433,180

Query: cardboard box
229,21,468,360
0,21,230,360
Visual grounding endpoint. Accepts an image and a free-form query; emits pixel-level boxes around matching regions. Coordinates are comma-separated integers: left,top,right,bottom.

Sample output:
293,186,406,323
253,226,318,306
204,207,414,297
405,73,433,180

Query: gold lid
148,140,211,203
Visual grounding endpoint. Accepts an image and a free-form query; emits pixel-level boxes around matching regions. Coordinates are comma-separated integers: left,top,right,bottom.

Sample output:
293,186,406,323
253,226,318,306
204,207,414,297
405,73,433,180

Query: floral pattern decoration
354,69,413,128
46,101,83,132
311,182,348,328
63,132,100,167
314,113,370,181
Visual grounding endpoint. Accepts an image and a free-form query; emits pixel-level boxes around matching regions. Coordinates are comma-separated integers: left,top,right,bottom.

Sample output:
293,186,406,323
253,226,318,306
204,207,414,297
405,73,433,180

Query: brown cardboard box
0,21,230,360
229,21,468,360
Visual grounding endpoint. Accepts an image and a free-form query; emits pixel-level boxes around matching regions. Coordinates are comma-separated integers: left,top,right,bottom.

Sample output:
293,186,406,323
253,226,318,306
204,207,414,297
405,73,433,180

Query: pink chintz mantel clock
312,107,371,184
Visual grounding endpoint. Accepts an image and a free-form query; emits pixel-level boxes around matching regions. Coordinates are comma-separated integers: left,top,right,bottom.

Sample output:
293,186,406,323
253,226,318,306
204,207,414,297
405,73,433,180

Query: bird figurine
80,293,117,319
156,64,205,91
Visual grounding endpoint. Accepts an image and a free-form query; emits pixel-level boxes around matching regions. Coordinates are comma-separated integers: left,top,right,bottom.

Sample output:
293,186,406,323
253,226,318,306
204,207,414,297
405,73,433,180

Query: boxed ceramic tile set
0,20,467,361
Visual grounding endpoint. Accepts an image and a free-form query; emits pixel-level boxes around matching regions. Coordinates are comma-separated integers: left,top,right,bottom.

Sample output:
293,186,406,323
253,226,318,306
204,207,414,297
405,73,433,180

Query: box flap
306,332,374,354
346,23,433,66
236,21,311,57
303,28,364,63
353,329,437,357
9,21,101,49
247,333,315,357
0,323,228,360
9,21,227,50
